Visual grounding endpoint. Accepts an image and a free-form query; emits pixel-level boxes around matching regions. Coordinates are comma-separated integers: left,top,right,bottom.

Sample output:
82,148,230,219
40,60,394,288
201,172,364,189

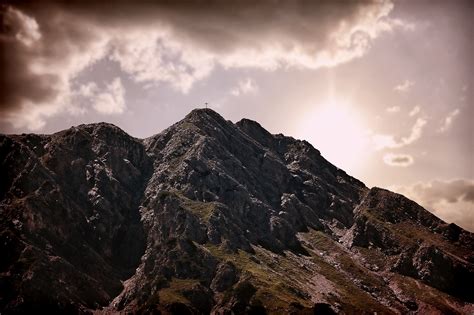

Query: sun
298,99,370,174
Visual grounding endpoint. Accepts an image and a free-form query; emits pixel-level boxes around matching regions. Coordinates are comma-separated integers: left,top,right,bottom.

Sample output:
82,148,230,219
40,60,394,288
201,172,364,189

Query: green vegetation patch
203,243,313,312
157,189,218,222
182,199,217,221
158,278,200,306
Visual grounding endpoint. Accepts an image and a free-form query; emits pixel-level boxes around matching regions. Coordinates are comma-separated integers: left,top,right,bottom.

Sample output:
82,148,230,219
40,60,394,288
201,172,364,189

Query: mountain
0,108,473,314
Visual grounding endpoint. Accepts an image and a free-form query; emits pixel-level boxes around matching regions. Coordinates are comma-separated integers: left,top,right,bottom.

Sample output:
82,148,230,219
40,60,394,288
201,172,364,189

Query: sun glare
298,99,370,174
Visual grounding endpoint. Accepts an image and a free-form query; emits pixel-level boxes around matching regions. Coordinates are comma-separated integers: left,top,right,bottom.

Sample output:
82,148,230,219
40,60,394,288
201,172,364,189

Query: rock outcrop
1,109,473,314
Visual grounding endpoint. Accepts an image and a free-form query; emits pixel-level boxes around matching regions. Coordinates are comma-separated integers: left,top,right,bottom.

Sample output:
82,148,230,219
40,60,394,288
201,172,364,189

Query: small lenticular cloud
383,153,414,167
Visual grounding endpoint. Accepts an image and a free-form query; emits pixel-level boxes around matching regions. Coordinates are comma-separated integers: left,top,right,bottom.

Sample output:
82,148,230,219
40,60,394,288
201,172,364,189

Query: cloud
92,78,126,114
383,153,414,167
230,78,258,96
408,105,420,117
393,79,415,92
386,106,400,113
6,6,41,47
0,5,110,129
373,117,427,150
0,0,410,130
438,108,460,133
402,118,427,144
72,78,126,115
109,30,214,93
391,179,474,232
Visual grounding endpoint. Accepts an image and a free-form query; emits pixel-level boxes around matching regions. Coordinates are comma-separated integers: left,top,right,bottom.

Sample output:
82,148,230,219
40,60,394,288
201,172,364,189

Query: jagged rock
1,109,473,314
211,262,239,292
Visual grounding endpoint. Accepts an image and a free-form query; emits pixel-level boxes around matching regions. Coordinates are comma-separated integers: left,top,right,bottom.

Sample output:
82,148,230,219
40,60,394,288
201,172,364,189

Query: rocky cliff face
1,109,473,314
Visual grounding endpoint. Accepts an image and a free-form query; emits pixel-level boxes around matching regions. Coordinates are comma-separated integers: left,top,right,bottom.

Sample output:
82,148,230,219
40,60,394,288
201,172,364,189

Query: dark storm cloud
0,3,104,115
0,5,58,111
11,0,382,50
1,0,396,128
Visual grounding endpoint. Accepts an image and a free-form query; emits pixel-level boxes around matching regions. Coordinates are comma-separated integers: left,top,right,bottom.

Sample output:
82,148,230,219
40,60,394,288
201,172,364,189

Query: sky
1,0,473,231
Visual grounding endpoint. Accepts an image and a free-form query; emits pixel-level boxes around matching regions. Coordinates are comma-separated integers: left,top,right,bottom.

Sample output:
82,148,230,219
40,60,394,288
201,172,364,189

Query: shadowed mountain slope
1,109,473,314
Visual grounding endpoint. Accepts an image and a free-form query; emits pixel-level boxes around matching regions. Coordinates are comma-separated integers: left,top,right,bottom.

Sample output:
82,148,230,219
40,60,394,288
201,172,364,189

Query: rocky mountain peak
1,109,473,314
178,108,232,134
185,107,225,121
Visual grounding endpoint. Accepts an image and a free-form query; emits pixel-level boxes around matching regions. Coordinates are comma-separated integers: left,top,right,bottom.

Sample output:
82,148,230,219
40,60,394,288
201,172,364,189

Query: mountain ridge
0,108,473,314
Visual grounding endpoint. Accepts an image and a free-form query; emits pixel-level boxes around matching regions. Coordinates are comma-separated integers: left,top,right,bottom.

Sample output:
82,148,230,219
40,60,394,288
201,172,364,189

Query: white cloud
438,108,460,133
383,153,414,167
394,79,414,92
92,78,126,114
391,179,474,232
7,7,41,47
3,100,56,131
110,30,215,93
408,105,420,117
402,118,427,144
78,82,98,98
386,106,400,113
372,117,427,150
74,78,126,115
230,78,258,96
